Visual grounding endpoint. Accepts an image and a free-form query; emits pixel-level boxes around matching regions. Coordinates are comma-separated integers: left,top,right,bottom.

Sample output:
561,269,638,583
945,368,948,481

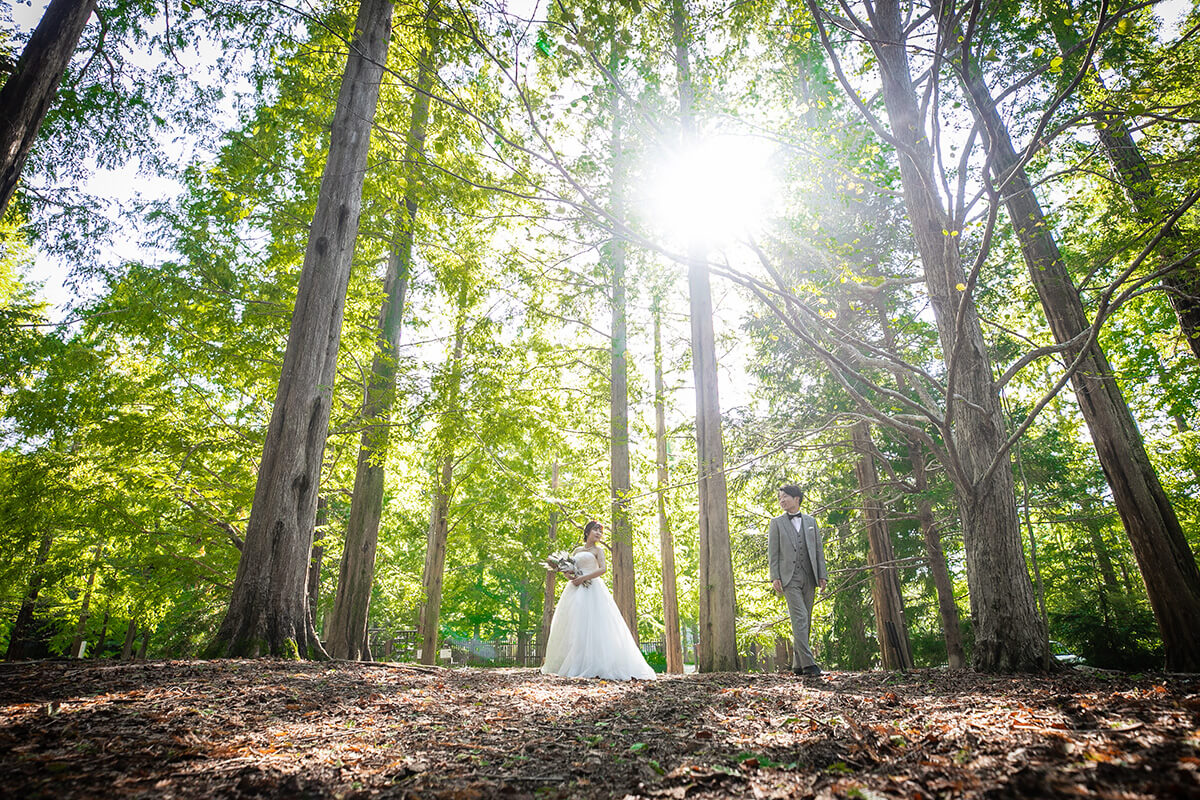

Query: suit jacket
768,512,827,588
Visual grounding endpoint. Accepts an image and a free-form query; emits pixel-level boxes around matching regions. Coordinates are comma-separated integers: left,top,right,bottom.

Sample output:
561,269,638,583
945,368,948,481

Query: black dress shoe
800,665,823,676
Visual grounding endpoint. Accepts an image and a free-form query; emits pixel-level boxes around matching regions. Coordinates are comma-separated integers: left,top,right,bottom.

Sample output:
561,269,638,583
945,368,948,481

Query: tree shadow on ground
0,661,1197,799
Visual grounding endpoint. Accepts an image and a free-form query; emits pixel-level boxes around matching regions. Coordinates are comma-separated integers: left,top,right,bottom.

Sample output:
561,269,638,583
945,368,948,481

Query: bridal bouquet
544,551,591,587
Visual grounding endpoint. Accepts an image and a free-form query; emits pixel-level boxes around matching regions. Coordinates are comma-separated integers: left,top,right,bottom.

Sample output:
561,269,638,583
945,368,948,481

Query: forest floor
1,660,1198,799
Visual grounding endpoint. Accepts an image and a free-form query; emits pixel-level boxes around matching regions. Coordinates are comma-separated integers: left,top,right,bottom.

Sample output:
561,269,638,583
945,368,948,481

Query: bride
541,520,656,680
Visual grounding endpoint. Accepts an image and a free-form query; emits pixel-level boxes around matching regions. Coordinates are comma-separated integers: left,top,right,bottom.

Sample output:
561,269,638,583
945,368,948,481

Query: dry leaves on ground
1,660,1198,799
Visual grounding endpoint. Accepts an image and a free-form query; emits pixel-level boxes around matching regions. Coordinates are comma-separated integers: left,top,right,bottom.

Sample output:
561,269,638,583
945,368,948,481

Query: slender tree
606,42,638,640
4,531,54,661
327,10,441,661
851,421,913,670
418,284,470,666
208,0,394,658
670,0,738,673
538,462,560,658
1044,0,1200,362
653,298,685,673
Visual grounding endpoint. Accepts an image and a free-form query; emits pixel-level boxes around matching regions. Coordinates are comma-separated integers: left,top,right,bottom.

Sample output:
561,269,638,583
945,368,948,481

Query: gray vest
790,517,816,584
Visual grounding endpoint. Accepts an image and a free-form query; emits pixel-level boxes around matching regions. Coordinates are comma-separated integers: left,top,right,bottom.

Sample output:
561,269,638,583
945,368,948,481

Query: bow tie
787,512,803,520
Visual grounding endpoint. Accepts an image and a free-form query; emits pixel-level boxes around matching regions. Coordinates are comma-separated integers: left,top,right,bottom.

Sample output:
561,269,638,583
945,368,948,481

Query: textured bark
209,0,393,659
852,0,1048,671
911,446,966,668
0,0,96,217
851,422,913,671
654,302,685,674
538,463,560,658
70,543,104,658
1016,443,1049,631
417,296,468,666
327,18,437,660
607,56,637,641
671,0,738,673
1043,5,1200,362
306,498,326,636
1087,515,1120,599
956,43,1200,671
120,620,137,660
5,531,54,661
516,588,531,665
874,299,965,668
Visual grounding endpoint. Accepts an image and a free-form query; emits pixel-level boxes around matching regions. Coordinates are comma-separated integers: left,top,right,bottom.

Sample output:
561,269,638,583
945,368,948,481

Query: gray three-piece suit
767,512,827,670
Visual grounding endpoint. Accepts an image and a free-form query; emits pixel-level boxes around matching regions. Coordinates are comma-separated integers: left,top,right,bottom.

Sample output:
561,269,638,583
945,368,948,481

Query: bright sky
9,0,1195,354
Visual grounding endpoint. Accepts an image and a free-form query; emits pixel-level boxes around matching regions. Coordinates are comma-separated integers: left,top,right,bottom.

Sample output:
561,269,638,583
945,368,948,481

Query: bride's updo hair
583,520,602,541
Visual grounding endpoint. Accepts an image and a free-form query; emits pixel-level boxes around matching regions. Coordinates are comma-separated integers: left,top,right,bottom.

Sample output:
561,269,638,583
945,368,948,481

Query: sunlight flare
644,135,778,246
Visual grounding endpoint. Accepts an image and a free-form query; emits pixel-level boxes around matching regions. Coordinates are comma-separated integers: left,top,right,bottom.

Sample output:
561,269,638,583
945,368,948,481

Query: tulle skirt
541,578,656,680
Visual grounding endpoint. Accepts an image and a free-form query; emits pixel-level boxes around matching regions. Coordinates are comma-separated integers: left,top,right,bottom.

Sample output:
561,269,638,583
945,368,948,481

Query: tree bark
538,463,560,659
841,0,1048,671
1043,4,1200,362
0,0,97,218
516,586,530,665
121,620,137,660
307,497,327,636
654,301,685,674
909,444,966,668
417,290,468,666
327,16,438,660
954,37,1200,671
5,530,54,661
671,0,738,673
209,0,393,659
607,50,637,641
872,298,965,668
851,421,913,670
70,542,104,658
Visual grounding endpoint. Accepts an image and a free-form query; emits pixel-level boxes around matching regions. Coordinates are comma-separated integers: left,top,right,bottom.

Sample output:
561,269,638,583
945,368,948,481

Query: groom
768,484,827,676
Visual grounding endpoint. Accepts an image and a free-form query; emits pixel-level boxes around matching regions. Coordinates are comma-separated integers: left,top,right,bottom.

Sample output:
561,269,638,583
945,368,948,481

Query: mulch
1,659,1198,799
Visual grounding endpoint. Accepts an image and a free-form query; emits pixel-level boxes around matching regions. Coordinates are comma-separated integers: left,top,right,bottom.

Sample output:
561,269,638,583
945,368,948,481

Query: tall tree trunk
209,0,393,659
538,463,560,658
5,530,54,661
516,586,530,665
1016,441,1050,632
121,620,137,660
654,301,685,674
327,18,438,660
307,497,327,637
909,444,966,668
70,542,104,658
1043,3,1200,361
851,422,913,670
872,298,965,667
1085,509,1120,599
96,608,109,658
607,51,637,641
837,0,1048,671
954,36,1200,671
671,0,738,673
0,0,96,218
417,290,468,666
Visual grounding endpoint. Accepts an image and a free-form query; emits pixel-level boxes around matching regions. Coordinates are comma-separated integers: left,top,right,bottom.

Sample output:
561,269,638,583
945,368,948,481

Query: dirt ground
1,659,1197,799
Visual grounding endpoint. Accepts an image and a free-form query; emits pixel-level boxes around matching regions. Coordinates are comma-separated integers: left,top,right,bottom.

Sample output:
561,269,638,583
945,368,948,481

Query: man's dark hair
779,484,804,503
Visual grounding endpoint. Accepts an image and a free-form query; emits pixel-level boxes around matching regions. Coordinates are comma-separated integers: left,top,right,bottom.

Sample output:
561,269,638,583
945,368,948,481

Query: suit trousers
782,574,817,669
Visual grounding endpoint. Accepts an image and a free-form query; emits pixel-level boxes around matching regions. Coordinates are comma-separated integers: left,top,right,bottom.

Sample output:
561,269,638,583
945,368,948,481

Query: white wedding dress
541,549,656,680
